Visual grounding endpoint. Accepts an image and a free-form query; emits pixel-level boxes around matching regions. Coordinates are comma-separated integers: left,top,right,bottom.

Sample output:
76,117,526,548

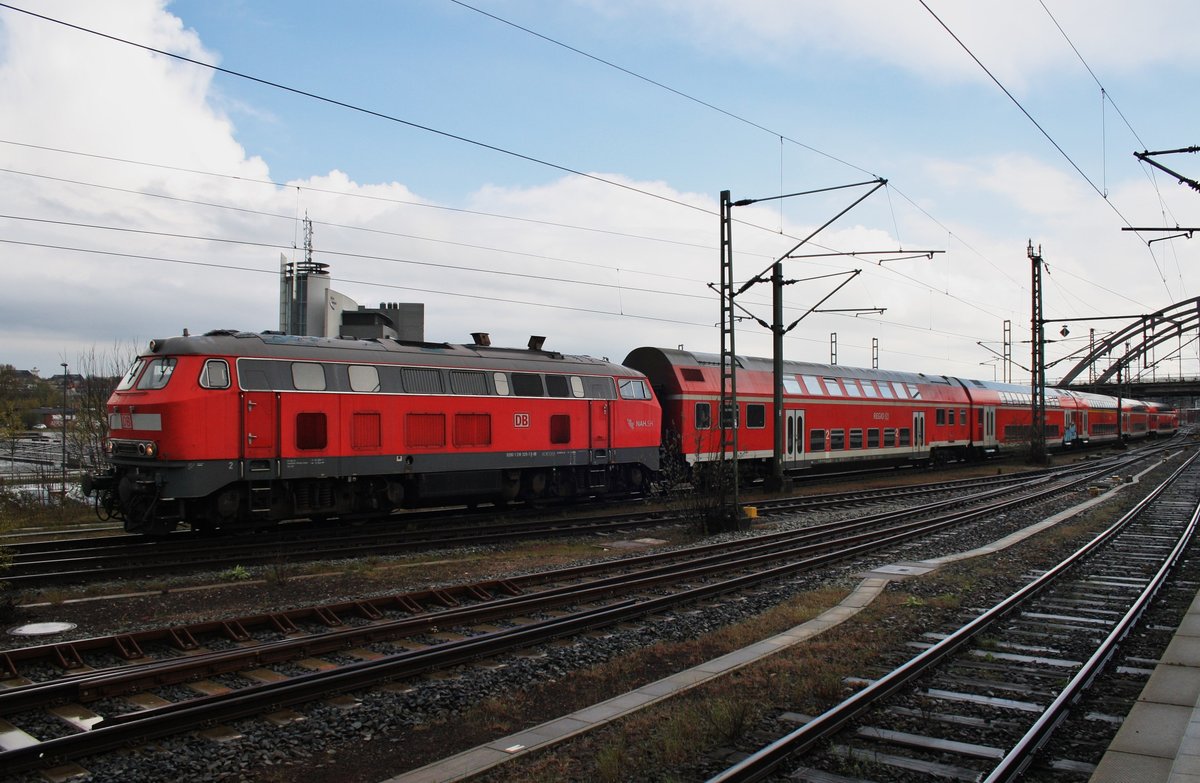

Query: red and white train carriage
623,347,1170,476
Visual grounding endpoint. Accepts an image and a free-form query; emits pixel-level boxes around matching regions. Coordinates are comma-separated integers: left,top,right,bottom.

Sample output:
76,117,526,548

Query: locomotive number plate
514,413,531,428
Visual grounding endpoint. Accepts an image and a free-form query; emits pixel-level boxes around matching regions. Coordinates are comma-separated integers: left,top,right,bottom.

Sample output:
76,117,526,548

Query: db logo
513,413,531,428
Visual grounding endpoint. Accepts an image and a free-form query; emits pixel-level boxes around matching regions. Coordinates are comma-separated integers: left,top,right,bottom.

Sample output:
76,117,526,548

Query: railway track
0,452,1154,587
709,449,1200,782
0,450,1173,777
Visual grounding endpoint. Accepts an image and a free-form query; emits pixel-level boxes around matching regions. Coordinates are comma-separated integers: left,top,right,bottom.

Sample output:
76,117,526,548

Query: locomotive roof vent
528,335,546,351
471,332,491,346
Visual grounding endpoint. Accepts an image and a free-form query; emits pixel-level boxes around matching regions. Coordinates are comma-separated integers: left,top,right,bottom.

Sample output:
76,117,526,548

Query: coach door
982,406,997,448
241,391,279,464
589,400,611,463
912,411,926,456
783,409,805,467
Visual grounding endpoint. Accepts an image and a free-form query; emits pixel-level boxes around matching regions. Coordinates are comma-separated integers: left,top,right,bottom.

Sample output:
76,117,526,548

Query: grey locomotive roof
146,330,643,377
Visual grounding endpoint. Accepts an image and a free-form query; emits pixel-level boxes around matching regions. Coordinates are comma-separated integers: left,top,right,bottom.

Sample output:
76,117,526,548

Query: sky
1,0,1198,384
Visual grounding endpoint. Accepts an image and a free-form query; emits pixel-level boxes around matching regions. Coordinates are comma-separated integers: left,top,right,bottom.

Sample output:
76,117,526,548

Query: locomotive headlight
104,440,113,455
136,441,158,457
144,442,157,457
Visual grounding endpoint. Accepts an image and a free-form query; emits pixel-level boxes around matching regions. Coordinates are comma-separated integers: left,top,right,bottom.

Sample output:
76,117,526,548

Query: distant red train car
623,347,1161,476
85,331,661,534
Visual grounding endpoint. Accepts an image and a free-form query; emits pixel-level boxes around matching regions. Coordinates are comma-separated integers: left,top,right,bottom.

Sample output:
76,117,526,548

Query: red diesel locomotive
85,330,661,534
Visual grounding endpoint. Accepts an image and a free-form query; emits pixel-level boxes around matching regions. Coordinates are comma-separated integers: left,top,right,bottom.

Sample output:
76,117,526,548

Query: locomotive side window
829,429,845,450
809,429,826,451
508,372,542,398
849,429,863,449
619,378,652,400
695,402,712,430
585,377,616,399
493,373,511,395
454,413,491,446
550,414,571,444
747,404,766,429
512,373,545,397
348,365,380,392
403,368,443,394
199,359,230,389
296,412,327,450
546,375,571,398
570,376,585,398
292,362,326,391
117,358,146,390
136,358,177,390
450,370,488,396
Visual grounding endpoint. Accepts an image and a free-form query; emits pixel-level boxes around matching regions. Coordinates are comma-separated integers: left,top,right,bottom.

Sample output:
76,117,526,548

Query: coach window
822,378,842,396
512,373,545,397
493,372,511,395
863,382,879,398
546,374,571,398
802,375,824,395
948,408,955,425
570,376,585,398
747,404,766,429
849,429,863,449
809,429,826,451
695,402,712,430
877,382,894,399
829,429,845,450
783,376,803,395
292,362,326,392
296,412,327,450
906,384,921,399
117,358,146,391
899,428,912,446
884,428,896,447
619,378,652,400
199,359,230,389
868,429,880,448
960,408,967,424
936,409,946,426
348,365,380,392
844,381,862,397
